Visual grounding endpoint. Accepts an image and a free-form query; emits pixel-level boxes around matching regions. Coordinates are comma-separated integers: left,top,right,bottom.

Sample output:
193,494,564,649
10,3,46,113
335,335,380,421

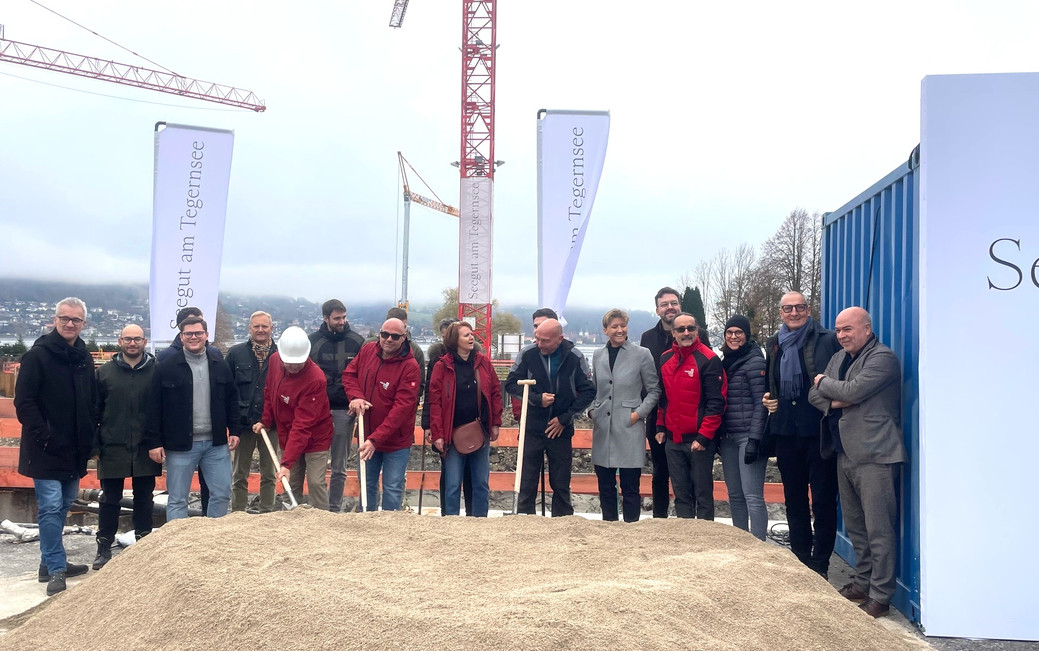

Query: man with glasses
639,287,710,518
309,299,365,513
92,324,161,570
15,297,97,595
655,313,726,520
144,316,239,520
227,311,279,513
342,317,421,511
762,291,840,578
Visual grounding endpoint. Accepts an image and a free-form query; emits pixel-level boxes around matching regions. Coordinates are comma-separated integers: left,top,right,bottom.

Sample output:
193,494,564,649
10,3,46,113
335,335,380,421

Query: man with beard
309,299,364,512
227,311,279,512
15,297,97,595
92,324,161,568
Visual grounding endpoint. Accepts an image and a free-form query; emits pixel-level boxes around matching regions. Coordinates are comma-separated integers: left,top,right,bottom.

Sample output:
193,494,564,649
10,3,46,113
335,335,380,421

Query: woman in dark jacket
718,315,769,540
428,322,502,516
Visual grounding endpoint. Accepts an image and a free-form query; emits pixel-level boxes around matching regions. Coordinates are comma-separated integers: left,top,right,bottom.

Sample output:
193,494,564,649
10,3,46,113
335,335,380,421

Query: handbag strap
473,358,482,421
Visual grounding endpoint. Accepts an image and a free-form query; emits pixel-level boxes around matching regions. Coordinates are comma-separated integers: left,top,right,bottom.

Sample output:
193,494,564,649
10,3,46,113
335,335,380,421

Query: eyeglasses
673,325,698,334
120,337,145,344
780,304,808,314
181,331,207,339
57,316,85,326
724,330,745,338
379,331,404,341
657,300,680,308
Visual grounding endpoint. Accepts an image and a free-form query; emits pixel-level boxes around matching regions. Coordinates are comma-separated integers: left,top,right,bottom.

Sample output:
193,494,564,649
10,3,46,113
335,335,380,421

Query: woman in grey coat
718,315,769,540
589,309,661,522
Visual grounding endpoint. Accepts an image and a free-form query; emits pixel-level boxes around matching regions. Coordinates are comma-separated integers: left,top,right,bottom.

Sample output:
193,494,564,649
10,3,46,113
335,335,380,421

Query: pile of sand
0,510,919,650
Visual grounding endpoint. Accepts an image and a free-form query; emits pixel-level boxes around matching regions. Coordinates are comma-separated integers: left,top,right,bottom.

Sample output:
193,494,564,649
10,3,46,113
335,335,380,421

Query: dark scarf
778,318,812,399
721,340,754,372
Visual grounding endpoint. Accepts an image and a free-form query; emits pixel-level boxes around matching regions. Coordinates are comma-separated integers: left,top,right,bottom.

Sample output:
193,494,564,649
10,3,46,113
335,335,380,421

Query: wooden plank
0,447,785,503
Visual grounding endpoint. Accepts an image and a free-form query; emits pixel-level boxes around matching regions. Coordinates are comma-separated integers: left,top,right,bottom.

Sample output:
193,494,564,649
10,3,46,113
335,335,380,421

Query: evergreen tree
681,286,708,329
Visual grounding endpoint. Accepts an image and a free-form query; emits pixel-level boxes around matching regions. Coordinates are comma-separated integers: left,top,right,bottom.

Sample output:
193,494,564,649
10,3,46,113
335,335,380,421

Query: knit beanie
724,314,752,338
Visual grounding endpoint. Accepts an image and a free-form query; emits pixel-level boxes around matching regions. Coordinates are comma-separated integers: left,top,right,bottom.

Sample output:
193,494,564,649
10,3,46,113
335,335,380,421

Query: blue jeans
443,441,490,516
166,440,232,520
360,447,409,511
34,478,79,574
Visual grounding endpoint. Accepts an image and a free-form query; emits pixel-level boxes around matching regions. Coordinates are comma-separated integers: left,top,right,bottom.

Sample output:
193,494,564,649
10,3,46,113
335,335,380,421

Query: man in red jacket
342,317,421,511
655,313,727,519
253,327,333,510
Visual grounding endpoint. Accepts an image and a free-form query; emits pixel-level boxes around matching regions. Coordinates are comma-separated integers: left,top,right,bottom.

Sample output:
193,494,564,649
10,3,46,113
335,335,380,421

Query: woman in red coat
428,322,502,516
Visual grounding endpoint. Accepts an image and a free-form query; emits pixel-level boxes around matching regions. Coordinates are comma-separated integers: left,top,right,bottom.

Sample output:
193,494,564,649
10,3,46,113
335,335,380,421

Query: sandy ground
0,509,927,650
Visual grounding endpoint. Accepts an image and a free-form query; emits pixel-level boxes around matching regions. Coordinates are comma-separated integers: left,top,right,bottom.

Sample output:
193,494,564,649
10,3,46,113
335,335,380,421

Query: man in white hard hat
253,327,333,510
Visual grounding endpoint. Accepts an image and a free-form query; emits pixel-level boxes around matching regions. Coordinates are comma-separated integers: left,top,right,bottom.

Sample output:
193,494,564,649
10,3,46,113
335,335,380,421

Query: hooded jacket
504,338,595,437
427,351,503,447
657,338,727,448
260,353,333,469
342,339,421,452
95,351,162,479
309,321,365,410
15,329,98,480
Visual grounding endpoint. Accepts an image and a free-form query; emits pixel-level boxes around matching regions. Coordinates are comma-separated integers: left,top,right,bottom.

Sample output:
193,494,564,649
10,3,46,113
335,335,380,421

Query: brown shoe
838,582,868,602
859,598,890,618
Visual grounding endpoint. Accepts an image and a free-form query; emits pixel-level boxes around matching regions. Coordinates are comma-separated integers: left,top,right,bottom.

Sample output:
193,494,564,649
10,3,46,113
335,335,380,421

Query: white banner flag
537,110,610,320
459,176,493,303
149,123,234,349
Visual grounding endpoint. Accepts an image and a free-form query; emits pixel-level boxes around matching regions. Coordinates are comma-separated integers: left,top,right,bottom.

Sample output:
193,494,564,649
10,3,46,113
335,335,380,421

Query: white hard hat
278,326,311,364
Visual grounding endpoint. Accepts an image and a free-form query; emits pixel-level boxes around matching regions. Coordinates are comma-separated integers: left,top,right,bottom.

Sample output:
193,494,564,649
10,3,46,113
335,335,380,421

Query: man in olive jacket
15,297,97,595
93,324,161,569
808,306,906,618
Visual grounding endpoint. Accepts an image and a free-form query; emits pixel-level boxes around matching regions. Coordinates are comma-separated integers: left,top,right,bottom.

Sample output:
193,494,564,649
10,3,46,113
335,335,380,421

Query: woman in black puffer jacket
719,315,768,540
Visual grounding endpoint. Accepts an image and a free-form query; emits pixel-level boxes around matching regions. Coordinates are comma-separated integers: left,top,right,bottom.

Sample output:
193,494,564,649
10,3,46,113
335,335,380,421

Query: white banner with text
458,176,493,304
149,123,234,349
537,110,610,321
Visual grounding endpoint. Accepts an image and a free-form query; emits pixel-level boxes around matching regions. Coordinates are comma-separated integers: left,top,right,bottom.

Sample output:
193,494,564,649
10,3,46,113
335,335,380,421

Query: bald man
342,318,421,511
93,324,162,569
808,307,906,618
505,318,595,516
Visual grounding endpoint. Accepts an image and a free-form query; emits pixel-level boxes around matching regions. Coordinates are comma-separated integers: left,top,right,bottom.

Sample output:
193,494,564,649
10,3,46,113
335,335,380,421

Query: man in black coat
92,323,161,569
505,318,595,516
309,299,365,513
762,291,841,578
15,297,97,595
227,310,278,513
144,316,239,520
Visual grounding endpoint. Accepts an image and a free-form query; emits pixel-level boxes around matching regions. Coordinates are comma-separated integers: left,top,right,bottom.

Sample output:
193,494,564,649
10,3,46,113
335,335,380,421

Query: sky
2,0,1037,313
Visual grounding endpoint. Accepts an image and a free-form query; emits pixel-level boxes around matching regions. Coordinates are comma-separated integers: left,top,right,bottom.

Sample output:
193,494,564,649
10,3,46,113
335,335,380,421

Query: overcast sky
2,1,1037,313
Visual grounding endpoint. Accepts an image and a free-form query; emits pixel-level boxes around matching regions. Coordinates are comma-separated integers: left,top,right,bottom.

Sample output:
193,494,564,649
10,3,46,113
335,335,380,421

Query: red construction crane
389,1,498,352
0,28,266,112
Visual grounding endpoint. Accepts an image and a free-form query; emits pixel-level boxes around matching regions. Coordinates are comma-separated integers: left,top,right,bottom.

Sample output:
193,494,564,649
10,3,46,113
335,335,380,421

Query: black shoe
46,572,67,596
38,563,88,582
135,529,151,541
92,540,113,570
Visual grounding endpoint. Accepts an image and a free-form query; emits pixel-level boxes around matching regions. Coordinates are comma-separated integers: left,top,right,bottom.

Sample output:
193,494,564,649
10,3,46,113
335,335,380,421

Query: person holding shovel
428,322,502,516
252,327,333,510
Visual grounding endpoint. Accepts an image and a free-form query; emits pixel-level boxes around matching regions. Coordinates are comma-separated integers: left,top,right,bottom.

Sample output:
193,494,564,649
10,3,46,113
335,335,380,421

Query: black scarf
721,340,754,372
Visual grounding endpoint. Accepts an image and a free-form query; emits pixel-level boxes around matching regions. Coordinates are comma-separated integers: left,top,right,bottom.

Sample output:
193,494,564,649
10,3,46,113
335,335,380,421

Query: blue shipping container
821,146,920,623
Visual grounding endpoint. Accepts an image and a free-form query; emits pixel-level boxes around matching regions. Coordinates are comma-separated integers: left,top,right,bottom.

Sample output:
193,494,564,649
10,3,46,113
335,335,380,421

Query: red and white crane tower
391,1,498,351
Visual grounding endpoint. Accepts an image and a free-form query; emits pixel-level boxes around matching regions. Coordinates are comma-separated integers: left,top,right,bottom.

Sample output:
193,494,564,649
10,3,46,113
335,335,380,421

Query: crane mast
457,0,496,351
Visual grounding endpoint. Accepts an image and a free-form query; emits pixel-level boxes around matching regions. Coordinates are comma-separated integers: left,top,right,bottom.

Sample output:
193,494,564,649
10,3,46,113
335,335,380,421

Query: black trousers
439,453,474,516
664,439,715,520
646,430,671,517
595,465,641,522
775,435,839,575
98,475,156,541
518,431,572,516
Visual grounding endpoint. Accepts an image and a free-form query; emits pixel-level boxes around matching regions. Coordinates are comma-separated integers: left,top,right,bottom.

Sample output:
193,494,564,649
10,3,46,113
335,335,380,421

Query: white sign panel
459,176,493,304
919,73,1039,641
537,110,610,320
149,123,234,348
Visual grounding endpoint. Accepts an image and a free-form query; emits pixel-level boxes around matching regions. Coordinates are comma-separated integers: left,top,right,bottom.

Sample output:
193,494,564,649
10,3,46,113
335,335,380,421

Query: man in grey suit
808,306,906,619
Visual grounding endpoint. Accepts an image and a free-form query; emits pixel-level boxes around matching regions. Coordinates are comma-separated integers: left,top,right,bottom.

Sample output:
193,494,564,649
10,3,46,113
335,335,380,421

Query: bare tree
711,243,757,328
759,208,823,318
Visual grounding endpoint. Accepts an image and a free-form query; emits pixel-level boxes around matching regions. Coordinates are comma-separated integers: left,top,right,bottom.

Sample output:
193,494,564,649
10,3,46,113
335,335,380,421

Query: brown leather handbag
451,365,486,454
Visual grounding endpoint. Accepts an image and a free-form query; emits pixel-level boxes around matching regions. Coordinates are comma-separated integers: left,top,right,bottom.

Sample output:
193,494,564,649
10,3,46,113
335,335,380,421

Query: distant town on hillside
0,279,657,347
